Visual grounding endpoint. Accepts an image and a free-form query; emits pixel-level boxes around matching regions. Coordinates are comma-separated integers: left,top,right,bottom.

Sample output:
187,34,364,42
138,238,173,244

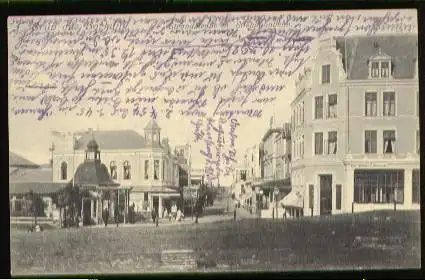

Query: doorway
82,199,92,225
152,196,159,212
319,175,332,215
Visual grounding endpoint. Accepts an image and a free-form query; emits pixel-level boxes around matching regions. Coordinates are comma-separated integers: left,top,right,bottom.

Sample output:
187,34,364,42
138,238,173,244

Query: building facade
52,120,181,218
253,120,291,218
291,35,419,216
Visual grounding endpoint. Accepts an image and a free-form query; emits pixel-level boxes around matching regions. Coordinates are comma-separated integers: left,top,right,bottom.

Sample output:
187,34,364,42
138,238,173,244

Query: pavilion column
158,195,163,218
90,200,94,219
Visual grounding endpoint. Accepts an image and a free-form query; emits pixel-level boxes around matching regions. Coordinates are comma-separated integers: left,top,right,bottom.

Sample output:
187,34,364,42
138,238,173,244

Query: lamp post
274,187,279,219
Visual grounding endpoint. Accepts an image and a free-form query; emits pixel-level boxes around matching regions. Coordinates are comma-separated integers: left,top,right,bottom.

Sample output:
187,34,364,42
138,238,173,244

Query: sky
8,9,417,186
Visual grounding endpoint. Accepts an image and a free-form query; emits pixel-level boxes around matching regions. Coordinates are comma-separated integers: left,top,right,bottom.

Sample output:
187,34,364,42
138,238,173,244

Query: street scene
8,9,420,275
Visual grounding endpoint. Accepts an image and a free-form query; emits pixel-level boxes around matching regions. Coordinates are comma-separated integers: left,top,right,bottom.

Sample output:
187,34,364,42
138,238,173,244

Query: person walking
155,209,159,227
151,207,156,224
103,207,109,227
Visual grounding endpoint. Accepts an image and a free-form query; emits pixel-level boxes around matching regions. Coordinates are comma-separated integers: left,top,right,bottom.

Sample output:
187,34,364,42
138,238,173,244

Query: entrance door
152,196,159,212
319,175,332,215
83,199,92,225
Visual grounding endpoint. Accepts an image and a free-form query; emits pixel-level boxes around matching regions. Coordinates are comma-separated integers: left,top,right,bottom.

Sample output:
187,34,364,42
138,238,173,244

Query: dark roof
9,182,67,195
86,139,99,151
145,119,161,130
335,35,418,80
9,168,53,183
9,151,39,168
72,161,119,187
74,130,161,150
262,128,281,142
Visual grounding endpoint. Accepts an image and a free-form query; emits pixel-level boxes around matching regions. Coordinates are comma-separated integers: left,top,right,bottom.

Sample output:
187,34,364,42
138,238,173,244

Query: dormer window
368,46,392,79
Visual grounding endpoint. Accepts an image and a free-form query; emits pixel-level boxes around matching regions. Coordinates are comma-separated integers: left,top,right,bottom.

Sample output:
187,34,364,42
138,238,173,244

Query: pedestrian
151,208,156,224
114,207,119,227
155,209,159,227
233,208,237,220
103,207,109,227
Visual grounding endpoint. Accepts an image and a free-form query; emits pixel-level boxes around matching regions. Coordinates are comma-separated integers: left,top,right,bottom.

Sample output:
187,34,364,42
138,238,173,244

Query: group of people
151,204,185,225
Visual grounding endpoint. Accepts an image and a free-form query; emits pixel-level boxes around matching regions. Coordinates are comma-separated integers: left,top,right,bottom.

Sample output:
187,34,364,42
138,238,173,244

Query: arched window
123,161,131,180
61,162,67,180
110,161,117,180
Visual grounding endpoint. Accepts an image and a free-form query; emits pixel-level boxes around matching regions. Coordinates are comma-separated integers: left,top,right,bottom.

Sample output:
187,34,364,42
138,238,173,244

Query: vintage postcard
8,9,420,275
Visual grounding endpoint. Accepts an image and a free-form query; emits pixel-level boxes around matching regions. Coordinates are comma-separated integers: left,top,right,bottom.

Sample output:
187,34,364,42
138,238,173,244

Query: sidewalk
89,214,234,228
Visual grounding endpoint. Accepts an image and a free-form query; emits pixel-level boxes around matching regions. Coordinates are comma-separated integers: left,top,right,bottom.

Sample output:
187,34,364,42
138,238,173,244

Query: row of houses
236,35,420,218
9,120,204,224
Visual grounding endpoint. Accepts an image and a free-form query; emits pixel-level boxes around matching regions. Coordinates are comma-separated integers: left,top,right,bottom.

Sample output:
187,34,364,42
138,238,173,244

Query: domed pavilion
71,137,132,225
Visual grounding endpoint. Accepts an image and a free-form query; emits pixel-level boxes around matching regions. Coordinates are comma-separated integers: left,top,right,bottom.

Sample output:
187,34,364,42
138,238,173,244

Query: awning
280,191,304,208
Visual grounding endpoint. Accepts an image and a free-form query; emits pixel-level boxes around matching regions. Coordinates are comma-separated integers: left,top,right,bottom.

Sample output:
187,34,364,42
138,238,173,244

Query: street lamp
274,187,279,219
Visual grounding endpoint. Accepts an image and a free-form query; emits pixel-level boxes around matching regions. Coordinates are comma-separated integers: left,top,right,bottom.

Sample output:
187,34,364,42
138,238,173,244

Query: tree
25,190,46,225
56,184,81,227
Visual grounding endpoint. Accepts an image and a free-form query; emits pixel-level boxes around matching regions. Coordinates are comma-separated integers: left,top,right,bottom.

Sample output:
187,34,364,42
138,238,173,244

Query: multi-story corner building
253,119,291,217
291,35,419,216
52,120,181,218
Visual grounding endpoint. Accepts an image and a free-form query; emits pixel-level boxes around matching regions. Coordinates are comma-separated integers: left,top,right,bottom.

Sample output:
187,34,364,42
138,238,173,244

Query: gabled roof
335,35,418,80
9,151,39,168
9,167,66,195
72,162,119,187
74,130,162,150
9,168,53,183
9,182,67,195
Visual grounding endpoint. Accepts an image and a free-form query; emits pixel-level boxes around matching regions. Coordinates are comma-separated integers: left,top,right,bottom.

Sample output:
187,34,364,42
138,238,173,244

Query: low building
9,151,65,219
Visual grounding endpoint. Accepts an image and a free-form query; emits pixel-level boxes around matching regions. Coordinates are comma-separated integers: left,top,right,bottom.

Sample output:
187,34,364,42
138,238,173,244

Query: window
369,58,392,79
412,169,420,204
381,61,389,78
61,162,67,180
354,170,404,204
241,170,247,181
365,130,377,154
328,94,337,118
144,160,149,180
328,131,337,154
154,160,159,180
162,160,165,180
123,161,131,180
321,64,330,84
314,132,323,155
144,192,149,202
315,96,323,119
365,92,377,116
335,184,342,210
383,130,396,154
416,130,420,154
110,161,117,179
383,92,395,116
309,184,314,209
301,101,304,123
371,61,380,78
